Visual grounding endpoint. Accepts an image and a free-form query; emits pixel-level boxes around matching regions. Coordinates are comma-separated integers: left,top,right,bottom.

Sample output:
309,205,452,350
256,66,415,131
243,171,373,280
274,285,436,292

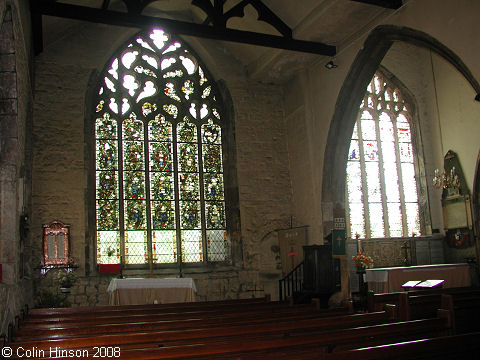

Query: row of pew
3,291,480,359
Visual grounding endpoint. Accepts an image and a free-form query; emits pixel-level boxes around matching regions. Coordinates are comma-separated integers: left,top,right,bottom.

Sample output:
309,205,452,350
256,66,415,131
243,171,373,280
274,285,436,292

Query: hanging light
432,167,460,189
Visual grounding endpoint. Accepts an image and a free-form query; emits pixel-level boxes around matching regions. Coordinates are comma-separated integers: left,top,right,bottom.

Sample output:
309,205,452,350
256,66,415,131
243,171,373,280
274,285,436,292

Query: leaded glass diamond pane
399,143,413,163
406,203,420,236
366,162,381,202
346,162,362,203
207,230,228,261
361,120,376,140
125,231,147,264
181,230,202,262
387,203,403,237
402,163,418,202
97,231,120,264
349,203,365,239
369,203,385,237
383,158,400,203
152,230,176,263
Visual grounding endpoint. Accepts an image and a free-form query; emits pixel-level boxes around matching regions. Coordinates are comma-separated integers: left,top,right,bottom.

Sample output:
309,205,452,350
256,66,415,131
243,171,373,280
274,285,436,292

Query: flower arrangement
352,251,374,272
57,271,77,288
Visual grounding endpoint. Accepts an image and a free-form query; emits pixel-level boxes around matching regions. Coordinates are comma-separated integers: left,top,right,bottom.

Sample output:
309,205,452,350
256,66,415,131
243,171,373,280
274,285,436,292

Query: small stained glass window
95,28,229,266
346,72,421,239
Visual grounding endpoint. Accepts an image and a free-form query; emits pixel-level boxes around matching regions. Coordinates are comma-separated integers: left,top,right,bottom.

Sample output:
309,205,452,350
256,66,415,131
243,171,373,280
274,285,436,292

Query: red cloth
99,264,121,273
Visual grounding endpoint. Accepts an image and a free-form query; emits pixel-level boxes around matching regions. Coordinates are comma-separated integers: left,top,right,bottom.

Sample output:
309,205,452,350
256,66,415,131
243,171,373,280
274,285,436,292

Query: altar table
365,263,471,293
107,278,197,305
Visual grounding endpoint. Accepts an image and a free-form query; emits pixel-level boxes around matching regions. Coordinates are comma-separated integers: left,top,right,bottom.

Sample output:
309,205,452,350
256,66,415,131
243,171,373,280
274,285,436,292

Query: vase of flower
57,271,77,293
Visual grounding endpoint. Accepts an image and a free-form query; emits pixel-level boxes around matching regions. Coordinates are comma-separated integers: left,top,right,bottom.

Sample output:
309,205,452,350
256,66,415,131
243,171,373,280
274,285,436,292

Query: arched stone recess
322,25,480,237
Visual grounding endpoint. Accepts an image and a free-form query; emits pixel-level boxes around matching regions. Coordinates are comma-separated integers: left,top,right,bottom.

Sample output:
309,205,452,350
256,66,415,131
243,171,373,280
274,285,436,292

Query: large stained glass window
95,28,229,266
346,72,421,239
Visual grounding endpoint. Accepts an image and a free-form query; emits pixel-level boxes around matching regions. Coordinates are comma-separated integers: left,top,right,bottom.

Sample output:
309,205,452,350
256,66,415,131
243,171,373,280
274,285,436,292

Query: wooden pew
317,331,480,360
14,302,354,341
70,317,450,360
368,287,480,321
440,293,480,334
9,310,397,354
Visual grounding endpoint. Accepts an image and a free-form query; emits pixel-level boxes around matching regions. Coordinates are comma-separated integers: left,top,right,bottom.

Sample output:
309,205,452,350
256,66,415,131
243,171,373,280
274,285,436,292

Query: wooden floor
4,290,480,359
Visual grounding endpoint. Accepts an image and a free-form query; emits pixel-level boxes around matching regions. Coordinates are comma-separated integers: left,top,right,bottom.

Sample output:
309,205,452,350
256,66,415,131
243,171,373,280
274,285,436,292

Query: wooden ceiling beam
30,0,336,56
349,0,402,9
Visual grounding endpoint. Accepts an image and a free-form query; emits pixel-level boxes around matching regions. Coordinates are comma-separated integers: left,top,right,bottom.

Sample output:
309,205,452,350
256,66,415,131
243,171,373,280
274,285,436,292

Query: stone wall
0,1,35,336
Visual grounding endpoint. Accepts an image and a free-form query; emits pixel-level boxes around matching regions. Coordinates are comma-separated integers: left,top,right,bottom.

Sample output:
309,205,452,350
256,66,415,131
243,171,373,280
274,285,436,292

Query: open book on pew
402,279,445,291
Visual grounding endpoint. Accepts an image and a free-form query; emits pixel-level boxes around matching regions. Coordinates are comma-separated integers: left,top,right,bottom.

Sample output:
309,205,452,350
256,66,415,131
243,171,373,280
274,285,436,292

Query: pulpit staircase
278,245,341,306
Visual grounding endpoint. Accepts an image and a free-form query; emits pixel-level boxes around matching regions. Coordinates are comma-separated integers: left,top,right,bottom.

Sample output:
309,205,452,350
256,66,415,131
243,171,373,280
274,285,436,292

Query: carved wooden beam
349,0,403,9
30,0,335,56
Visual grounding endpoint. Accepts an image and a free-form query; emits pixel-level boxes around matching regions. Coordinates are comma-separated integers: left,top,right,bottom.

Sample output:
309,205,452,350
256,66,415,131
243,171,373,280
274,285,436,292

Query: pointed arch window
346,72,421,239
94,28,230,266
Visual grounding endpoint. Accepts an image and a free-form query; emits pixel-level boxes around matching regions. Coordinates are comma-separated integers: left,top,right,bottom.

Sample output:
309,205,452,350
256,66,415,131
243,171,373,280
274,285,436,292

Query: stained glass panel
151,201,175,229
149,115,172,141
123,141,144,171
96,140,118,170
96,114,117,139
96,200,119,230
204,174,224,201
346,72,422,240
149,142,172,172
95,27,229,265
150,172,173,200
206,202,225,229
96,171,118,199
348,140,360,161
363,141,378,161
180,201,200,229
178,143,198,172
124,200,146,230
